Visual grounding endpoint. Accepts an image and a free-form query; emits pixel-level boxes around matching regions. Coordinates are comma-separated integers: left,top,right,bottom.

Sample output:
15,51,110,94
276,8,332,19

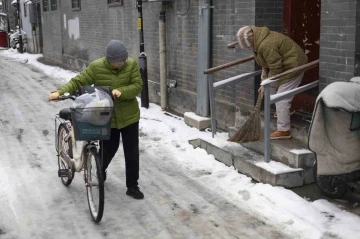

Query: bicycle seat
59,108,72,121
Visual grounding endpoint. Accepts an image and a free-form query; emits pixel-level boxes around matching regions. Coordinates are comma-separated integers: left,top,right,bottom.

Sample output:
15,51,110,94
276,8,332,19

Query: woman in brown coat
237,26,308,139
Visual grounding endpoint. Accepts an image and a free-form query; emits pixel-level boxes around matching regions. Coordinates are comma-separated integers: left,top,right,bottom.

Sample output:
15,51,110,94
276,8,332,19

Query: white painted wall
67,16,80,40
20,0,35,53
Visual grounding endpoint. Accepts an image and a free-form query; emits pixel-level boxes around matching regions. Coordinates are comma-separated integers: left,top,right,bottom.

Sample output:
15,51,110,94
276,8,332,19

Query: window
23,3,27,17
43,0,49,12
0,17,6,31
50,0,57,11
72,0,81,10
108,0,123,7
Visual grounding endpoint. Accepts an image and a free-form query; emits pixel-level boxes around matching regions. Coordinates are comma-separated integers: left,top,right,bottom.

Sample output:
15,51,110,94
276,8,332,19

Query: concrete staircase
190,113,316,188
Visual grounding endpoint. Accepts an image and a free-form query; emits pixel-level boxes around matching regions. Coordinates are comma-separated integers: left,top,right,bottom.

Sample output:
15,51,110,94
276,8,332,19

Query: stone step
189,138,314,188
228,126,315,169
260,112,312,145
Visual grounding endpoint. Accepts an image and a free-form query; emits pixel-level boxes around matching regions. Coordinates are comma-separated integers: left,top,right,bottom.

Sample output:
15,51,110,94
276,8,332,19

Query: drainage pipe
196,0,213,116
159,2,168,110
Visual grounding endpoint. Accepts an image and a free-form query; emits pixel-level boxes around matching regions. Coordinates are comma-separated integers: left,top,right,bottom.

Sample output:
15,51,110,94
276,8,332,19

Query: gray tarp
309,78,360,175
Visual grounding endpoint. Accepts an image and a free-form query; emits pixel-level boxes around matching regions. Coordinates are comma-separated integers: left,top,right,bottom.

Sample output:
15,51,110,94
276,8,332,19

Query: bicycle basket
70,107,113,141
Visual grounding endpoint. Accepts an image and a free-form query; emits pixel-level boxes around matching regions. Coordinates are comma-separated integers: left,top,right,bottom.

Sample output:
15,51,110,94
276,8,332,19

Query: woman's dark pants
100,122,139,188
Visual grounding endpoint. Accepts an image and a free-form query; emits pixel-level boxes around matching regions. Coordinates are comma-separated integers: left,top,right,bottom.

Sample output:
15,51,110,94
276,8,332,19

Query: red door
0,31,7,47
283,0,320,114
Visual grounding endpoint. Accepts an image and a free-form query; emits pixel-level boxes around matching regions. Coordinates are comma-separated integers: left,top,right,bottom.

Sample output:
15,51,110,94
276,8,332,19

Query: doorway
283,0,320,115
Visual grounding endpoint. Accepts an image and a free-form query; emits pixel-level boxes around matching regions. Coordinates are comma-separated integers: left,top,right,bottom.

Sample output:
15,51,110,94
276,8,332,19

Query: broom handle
254,92,264,112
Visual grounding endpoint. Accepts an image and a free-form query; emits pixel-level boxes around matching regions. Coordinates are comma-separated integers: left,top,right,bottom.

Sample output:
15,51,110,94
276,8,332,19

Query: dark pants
100,122,139,188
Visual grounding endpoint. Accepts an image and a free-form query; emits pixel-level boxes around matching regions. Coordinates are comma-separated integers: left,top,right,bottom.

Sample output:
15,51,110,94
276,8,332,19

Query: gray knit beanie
105,40,128,63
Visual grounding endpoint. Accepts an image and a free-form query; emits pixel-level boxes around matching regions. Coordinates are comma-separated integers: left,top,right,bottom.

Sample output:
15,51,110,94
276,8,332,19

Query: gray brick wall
41,0,62,63
211,0,256,128
356,1,360,76
165,0,199,114
4,0,17,30
319,0,359,90
60,0,141,70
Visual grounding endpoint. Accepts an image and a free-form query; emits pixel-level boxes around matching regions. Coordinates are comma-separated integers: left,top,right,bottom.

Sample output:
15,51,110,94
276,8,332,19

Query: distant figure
236,26,308,140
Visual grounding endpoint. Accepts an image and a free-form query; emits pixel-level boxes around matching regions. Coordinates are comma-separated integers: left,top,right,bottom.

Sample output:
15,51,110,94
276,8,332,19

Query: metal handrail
214,71,261,90
227,41,238,49
203,55,258,137
204,52,320,165
208,70,261,138
262,59,319,163
204,56,255,74
261,60,319,86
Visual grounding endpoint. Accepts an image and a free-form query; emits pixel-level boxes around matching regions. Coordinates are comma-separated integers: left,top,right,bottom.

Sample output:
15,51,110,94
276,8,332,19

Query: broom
228,92,264,143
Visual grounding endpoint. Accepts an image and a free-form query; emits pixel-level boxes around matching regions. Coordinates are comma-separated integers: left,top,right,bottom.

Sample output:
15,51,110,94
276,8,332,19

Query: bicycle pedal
58,169,70,177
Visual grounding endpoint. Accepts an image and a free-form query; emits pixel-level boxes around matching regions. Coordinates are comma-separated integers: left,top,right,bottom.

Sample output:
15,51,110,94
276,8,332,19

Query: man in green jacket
237,26,308,140
48,40,144,199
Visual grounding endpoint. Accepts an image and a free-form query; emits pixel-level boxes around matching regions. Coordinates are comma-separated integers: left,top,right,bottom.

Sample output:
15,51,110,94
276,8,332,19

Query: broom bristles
228,93,263,143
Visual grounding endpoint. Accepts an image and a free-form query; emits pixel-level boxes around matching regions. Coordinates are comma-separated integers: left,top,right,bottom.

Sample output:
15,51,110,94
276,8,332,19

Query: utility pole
16,0,23,53
136,0,149,108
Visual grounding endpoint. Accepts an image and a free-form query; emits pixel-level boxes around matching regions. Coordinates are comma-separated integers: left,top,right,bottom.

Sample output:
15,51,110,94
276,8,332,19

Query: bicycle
52,88,113,223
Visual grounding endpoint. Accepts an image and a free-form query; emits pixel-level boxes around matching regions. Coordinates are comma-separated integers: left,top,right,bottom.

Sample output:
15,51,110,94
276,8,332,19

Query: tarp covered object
309,77,360,175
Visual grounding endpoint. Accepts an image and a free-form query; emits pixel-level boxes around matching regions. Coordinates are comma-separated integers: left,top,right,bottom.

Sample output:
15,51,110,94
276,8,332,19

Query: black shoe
126,186,144,199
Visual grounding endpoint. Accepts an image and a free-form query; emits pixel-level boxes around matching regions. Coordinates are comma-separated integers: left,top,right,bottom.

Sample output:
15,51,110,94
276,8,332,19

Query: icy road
0,52,359,239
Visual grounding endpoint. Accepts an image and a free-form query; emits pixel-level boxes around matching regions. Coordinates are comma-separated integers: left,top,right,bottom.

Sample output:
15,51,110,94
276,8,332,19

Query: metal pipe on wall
137,0,149,108
159,2,168,110
196,0,212,117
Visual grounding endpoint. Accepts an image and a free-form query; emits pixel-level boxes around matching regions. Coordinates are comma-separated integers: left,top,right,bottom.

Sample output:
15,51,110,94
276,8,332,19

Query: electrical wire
169,0,191,16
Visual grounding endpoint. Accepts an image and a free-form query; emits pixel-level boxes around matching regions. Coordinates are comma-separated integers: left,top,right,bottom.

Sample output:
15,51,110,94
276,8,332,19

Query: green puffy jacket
251,26,308,85
57,57,143,129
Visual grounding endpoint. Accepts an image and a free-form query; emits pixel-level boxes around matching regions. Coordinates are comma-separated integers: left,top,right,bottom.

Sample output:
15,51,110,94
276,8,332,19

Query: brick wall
162,0,199,114
356,1,360,76
57,0,141,69
4,0,17,30
211,0,256,129
319,0,359,90
41,0,62,63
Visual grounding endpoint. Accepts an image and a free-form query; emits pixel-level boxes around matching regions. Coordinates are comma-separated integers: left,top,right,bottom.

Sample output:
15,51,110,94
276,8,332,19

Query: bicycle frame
56,115,97,173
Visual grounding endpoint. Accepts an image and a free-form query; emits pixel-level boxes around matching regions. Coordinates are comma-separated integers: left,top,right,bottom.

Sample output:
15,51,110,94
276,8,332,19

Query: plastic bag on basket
72,89,113,126
73,88,113,108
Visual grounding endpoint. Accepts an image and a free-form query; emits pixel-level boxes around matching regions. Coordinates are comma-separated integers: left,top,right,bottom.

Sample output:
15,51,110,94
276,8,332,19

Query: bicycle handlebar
59,95,76,101
49,93,76,102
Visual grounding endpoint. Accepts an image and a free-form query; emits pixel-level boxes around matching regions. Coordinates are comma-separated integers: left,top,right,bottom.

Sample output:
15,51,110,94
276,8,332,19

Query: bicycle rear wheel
58,124,74,186
85,147,104,223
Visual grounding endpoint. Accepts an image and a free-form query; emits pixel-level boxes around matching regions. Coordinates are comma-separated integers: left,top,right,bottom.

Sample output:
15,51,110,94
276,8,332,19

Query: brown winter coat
251,26,308,85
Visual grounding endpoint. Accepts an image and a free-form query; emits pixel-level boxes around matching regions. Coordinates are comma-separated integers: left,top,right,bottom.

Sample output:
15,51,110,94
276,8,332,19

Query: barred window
23,3,27,17
50,0,57,11
72,0,81,10
108,0,123,6
43,0,48,12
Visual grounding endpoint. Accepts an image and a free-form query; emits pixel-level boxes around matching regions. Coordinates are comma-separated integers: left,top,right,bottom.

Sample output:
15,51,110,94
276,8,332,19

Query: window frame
50,0,57,11
43,0,49,12
107,0,123,7
72,0,81,11
23,3,27,17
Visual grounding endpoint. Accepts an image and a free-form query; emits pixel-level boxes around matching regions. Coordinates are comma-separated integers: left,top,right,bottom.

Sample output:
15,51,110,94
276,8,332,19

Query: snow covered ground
0,49,359,239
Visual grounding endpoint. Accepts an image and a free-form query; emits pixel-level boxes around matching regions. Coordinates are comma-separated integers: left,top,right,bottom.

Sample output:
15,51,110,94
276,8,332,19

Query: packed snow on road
0,49,359,239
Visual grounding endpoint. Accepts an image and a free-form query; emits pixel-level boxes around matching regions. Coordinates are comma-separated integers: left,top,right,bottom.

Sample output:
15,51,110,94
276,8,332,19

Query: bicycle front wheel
85,147,104,223
58,124,74,186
